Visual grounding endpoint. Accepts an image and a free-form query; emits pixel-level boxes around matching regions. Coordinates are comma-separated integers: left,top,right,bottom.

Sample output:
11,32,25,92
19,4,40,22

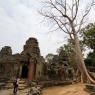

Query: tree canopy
82,23,95,52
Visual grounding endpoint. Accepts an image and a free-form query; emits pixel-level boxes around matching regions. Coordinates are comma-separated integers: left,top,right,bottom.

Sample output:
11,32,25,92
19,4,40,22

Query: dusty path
0,83,90,95
42,83,90,95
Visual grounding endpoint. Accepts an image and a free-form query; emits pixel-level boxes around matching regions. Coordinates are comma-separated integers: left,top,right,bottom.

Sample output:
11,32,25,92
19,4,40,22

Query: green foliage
64,44,76,66
45,53,54,63
82,23,95,66
82,23,95,51
57,44,76,66
57,46,68,60
85,52,95,66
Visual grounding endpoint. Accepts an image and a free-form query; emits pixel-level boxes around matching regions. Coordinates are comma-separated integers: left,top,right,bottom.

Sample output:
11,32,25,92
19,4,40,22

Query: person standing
13,78,19,95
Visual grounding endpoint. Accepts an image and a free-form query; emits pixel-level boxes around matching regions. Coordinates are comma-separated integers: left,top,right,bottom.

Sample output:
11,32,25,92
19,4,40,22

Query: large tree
40,0,95,83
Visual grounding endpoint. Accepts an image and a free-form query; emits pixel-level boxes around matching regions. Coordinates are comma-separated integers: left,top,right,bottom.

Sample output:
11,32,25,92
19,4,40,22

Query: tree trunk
74,33,95,84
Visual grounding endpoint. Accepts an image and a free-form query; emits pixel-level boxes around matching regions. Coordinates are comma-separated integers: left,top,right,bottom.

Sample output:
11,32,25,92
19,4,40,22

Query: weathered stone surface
0,37,45,80
0,46,12,57
85,83,95,94
21,38,44,80
21,37,40,57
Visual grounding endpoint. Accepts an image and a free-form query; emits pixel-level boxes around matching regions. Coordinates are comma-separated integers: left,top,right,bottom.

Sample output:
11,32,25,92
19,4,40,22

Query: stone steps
85,83,95,94
1,79,28,90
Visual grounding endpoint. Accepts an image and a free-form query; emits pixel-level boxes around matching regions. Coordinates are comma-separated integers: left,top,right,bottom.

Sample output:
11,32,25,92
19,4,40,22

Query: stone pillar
28,60,34,81
19,64,23,78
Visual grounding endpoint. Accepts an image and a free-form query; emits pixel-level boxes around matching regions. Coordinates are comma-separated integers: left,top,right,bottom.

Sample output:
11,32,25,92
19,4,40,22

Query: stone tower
21,37,40,57
0,46,12,57
21,37,44,80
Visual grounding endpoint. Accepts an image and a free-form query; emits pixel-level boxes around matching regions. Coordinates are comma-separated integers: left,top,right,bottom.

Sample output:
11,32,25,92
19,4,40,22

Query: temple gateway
0,38,45,81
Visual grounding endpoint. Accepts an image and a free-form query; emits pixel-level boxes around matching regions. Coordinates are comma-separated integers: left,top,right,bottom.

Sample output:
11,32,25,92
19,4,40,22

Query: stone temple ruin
0,38,45,81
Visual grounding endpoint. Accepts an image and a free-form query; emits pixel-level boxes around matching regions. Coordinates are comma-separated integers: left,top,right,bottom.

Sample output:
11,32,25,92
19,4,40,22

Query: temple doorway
21,63,28,78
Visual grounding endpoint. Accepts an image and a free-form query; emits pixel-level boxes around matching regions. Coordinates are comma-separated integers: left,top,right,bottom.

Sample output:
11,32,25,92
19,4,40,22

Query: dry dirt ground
0,83,91,95
42,83,91,95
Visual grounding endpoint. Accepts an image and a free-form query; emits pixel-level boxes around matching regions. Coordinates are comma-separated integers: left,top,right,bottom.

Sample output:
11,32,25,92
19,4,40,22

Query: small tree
40,0,95,83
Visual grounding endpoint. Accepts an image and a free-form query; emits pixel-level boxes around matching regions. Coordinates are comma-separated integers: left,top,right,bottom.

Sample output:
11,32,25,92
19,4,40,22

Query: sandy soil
42,83,90,95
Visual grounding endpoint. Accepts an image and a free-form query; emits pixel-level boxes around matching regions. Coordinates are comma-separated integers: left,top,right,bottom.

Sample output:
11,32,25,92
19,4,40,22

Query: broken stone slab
85,83,95,93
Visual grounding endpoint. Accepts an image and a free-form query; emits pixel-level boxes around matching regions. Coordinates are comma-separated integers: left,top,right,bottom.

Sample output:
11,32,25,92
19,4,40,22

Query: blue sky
0,0,95,57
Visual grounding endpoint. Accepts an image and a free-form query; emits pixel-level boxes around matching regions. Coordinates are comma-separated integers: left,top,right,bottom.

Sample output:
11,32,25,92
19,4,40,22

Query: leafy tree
45,53,54,63
82,23,95,52
40,0,95,83
81,23,95,67
85,52,95,66
52,55,59,65
57,46,69,66
58,44,77,67
57,46,68,59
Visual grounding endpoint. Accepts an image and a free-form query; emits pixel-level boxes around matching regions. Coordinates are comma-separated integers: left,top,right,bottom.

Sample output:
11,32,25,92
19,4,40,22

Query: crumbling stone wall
0,37,45,80
0,46,12,57
0,46,20,79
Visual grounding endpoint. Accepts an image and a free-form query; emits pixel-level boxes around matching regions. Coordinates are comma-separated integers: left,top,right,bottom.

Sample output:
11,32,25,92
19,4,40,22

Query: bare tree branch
53,17,69,34
49,0,72,22
73,0,79,21
77,1,94,33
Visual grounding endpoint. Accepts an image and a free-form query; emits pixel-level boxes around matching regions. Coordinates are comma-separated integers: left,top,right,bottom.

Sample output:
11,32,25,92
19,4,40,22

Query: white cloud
0,0,65,57
0,0,95,57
